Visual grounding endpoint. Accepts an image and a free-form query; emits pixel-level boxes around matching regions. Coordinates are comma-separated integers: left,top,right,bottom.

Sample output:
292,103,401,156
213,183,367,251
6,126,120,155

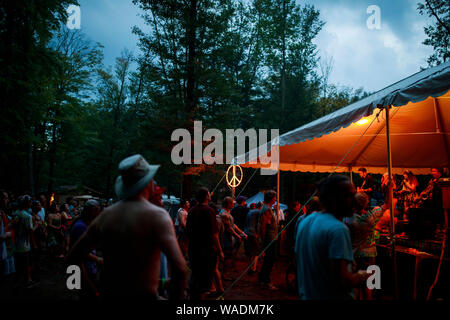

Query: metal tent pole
276,168,280,223
385,105,399,299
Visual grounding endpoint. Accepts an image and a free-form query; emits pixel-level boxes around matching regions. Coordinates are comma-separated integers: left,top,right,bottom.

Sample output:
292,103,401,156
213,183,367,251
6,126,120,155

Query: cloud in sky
77,0,435,93
303,0,434,92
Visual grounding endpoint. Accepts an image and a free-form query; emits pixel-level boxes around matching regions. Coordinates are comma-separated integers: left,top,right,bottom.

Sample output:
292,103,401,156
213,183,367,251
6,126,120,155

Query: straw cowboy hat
115,154,160,200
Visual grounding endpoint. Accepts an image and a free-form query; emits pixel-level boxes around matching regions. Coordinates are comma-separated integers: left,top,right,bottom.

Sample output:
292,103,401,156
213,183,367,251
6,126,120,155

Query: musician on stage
416,168,442,209
398,170,419,218
357,168,375,203
380,172,397,199
376,172,398,230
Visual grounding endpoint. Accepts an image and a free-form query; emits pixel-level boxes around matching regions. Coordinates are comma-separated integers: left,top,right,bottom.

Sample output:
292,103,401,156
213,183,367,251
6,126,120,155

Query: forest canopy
1,0,446,200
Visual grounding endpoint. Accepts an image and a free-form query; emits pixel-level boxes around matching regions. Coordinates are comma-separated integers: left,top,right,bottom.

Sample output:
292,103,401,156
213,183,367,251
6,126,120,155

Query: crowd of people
1,154,447,301
0,191,106,290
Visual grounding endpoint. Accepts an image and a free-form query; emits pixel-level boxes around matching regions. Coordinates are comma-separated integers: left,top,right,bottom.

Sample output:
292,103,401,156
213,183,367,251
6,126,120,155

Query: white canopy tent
246,192,287,211
234,61,450,175
233,61,450,299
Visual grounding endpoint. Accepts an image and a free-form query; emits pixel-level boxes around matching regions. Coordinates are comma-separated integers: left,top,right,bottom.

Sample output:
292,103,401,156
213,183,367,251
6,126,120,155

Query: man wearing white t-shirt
175,200,189,236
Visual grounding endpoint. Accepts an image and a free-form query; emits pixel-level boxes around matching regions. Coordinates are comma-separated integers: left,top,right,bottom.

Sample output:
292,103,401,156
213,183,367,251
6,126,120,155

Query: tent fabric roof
235,62,450,175
281,61,450,146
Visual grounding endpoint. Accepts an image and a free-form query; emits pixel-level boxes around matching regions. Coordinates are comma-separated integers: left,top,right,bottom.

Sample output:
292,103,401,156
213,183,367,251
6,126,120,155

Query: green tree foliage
0,0,78,194
94,50,135,195
131,0,328,197
252,0,325,132
131,0,269,196
1,0,371,199
417,0,450,66
44,28,104,192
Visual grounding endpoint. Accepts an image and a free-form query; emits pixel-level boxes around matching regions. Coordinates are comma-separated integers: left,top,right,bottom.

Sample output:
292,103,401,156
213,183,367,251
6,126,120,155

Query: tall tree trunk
105,53,130,198
186,0,197,116
182,174,192,201
33,123,45,193
281,0,286,130
106,146,114,197
183,0,198,199
106,110,119,197
28,139,35,195
48,122,57,193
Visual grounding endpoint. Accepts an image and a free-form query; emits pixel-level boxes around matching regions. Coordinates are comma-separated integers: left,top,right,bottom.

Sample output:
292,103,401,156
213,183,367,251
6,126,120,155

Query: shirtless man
67,154,187,300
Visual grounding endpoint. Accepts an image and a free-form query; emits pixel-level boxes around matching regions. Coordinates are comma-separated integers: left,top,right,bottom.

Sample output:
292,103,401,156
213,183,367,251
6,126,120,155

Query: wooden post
232,165,236,200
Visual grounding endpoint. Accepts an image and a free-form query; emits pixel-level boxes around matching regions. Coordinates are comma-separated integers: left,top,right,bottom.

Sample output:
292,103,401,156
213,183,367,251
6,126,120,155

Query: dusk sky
76,0,435,93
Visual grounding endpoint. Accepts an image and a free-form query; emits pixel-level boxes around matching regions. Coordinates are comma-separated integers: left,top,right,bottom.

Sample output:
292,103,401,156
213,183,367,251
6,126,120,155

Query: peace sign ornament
226,165,243,188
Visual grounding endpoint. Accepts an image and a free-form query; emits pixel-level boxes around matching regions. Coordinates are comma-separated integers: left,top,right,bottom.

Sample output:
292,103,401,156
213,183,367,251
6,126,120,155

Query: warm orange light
356,118,369,126
50,193,55,204
226,165,243,188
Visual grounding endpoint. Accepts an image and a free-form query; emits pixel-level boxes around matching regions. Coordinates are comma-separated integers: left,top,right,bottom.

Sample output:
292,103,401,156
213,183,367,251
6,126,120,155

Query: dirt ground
0,254,78,301
213,247,298,300
0,245,298,301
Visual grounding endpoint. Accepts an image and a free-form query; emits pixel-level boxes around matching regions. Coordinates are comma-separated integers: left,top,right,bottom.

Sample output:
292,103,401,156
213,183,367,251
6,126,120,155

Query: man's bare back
68,197,187,298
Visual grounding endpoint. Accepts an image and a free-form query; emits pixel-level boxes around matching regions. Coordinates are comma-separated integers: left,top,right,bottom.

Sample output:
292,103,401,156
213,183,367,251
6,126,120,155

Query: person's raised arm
62,211,71,221
404,180,416,192
381,180,393,212
154,209,187,300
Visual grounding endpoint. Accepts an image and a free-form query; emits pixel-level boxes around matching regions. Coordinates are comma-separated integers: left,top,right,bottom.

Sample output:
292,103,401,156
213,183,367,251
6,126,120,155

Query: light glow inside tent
356,118,369,126
235,62,450,175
